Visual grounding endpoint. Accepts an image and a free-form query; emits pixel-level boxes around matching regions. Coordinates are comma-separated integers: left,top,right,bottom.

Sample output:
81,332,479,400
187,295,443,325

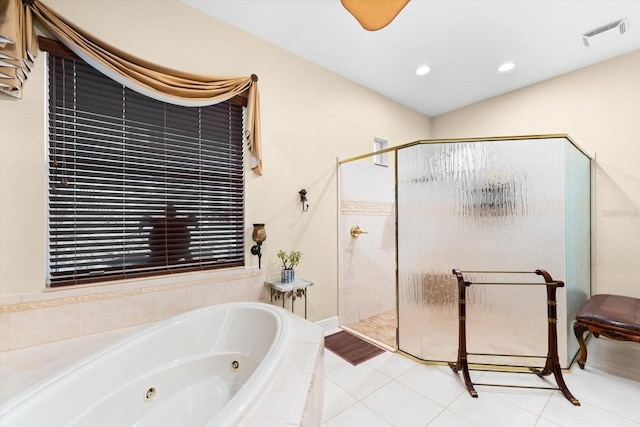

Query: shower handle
350,225,368,239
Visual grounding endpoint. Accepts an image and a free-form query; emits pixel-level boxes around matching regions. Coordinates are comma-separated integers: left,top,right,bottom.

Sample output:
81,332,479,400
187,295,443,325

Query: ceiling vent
582,19,627,47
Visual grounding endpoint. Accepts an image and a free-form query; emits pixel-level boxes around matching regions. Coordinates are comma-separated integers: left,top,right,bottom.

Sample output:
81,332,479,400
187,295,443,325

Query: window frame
41,38,248,287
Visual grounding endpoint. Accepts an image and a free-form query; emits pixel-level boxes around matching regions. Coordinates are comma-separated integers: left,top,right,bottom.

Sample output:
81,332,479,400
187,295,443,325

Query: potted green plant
277,250,302,283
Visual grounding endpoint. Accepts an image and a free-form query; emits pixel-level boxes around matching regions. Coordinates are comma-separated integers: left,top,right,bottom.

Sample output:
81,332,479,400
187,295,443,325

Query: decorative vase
281,269,295,284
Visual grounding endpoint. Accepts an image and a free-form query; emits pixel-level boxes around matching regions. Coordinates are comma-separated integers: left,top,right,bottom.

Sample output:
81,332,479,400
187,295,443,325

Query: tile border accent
341,199,395,215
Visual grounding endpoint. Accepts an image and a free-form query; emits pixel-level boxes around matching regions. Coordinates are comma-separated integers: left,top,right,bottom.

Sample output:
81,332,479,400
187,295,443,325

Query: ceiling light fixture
498,62,516,73
416,65,431,76
341,0,411,31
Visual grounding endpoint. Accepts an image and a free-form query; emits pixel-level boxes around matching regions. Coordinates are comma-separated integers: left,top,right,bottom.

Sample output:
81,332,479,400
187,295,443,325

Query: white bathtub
0,302,292,427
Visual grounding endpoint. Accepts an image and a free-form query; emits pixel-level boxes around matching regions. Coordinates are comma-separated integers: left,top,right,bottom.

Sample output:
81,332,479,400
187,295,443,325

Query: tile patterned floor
323,336,640,426
346,309,397,349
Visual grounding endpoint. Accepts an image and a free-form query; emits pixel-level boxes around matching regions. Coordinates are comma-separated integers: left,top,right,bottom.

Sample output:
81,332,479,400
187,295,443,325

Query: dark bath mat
324,330,385,365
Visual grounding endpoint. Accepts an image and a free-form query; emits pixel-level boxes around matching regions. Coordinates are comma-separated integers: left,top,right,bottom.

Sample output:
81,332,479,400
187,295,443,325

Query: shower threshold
344,309,397,351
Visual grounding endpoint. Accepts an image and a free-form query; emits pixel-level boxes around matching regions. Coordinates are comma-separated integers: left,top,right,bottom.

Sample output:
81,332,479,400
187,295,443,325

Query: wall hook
299,189,309,212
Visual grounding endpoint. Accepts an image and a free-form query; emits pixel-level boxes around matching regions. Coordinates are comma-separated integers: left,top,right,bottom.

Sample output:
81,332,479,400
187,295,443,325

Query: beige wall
0,0,431,323
1,0,636,338
432,50,640,299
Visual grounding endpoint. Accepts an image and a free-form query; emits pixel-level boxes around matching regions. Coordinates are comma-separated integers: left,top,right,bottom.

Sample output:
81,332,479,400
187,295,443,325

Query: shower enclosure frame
337,133,593,368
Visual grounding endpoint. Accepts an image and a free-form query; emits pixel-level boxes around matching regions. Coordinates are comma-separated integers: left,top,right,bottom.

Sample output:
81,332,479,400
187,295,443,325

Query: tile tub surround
0,266,265,352
0,307,325,427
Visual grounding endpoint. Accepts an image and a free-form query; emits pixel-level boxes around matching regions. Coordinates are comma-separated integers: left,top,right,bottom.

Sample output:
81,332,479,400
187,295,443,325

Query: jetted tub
0,302,291,427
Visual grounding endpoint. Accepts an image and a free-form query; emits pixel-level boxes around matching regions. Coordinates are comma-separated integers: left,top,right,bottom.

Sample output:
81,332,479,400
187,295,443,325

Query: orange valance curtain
2,0,263,175
0,0,38,97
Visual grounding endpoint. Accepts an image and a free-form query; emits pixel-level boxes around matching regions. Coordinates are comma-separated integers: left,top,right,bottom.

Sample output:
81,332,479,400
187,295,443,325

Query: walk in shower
337,151,398,349
337,135,591,368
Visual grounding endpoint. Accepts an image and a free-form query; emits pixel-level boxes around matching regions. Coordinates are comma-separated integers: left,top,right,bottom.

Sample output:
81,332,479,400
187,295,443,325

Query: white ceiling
183,0,640,117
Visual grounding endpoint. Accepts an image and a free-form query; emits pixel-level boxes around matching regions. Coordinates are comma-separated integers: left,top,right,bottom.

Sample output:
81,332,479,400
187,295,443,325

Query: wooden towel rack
449,268,580,406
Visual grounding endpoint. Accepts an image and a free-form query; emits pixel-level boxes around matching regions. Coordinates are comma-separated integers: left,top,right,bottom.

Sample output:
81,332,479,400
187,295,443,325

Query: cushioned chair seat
574,294,640,369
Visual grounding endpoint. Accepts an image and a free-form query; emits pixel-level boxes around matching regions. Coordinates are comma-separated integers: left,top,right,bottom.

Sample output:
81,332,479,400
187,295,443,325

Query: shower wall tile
360,252,396,320
340,207,396,324
338,287,361,326
340,161,395,203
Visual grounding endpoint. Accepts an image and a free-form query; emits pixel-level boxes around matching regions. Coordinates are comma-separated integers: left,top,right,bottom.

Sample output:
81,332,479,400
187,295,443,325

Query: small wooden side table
264,278,313,319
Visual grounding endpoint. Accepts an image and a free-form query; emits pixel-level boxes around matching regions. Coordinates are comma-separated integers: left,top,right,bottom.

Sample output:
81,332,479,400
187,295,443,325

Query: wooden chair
573,294,640,369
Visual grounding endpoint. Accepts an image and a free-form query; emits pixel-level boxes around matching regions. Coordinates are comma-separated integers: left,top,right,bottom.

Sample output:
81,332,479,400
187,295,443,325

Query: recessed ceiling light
415,65,431,76
498,62,516,73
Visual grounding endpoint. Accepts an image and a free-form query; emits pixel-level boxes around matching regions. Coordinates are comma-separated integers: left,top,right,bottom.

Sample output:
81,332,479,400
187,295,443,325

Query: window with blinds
46,48,246,287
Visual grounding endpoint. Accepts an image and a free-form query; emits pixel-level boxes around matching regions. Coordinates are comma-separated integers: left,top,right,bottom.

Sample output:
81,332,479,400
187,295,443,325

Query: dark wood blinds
46,47,245,287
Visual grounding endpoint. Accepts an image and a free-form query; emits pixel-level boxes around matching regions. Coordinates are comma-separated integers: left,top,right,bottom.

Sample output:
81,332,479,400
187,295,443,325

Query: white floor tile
397,364,468,407
562,365,640,423
539,394,640,427
365,351,417,378
447,389,539,427
322,339,640,427
323,402,392,427
323,378,358,421
426,409,477,427
533,417,561,427
485,387,553,417
475,371,554,414
323,349,348,373
362,380,444,427
324,360,393,400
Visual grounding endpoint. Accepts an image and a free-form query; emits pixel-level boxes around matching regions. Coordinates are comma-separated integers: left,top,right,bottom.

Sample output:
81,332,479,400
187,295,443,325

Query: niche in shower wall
396,135,591,368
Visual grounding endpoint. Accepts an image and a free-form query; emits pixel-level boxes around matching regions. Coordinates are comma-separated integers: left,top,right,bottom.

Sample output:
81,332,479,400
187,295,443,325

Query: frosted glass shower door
397,138,574,364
